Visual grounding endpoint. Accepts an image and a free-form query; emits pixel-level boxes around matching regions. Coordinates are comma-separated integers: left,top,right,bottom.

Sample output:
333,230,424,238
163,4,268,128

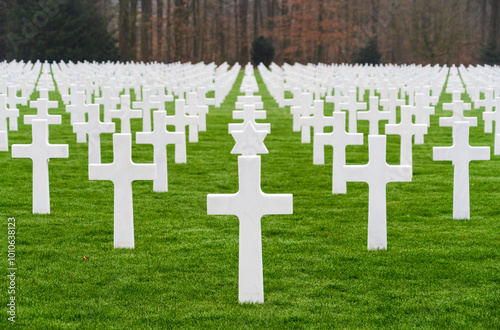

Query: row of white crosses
261,64,440,250
208,67,293,304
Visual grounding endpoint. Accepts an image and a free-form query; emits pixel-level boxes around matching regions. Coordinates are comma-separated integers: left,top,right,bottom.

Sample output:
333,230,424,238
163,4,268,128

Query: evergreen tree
250,36,275,67
354,38,381,65
7,0,117,62
477,38,500,65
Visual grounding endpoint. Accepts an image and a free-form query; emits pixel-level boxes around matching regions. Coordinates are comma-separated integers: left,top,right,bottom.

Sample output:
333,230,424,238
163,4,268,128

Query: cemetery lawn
1,70,499,329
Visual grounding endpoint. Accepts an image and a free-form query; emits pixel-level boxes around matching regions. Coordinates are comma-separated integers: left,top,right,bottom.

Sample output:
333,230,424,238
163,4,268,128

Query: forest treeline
1,0,499,65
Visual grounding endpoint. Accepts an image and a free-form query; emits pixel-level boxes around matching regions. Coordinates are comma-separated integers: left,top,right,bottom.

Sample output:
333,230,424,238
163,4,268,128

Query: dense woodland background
0,0,500,65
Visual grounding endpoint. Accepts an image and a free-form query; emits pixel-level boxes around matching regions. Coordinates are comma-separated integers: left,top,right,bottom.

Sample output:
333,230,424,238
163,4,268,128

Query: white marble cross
229,104,270,133
197,87,215,106
433,121,490,219
325,88,347,112
314,112,363,193
11,120,68,214
95,86,120,123
186,92,209,131
412,93,434,144
25,98,61,125
483,97,500,155
151,88,174,111
207,155,293,303
0,95,18,151
440,92,476,128
299,100,333,143
6,86,26,127
380,87,405,124
343,135,412,250
167,99,200,143
339,89,366,133
235,94,264,110
0,87,20,131
290,92,313,132
136,110,186,192
476,88,495,133
66,91,88,126
133,89,160,133
386,105,427,166
109,95,143,133
89,133,157,248
73,104,115,163
357,96,391,135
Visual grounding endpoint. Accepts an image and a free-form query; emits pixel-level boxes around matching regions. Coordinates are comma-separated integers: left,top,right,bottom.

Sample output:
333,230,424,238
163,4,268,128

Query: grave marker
136,110,186,192
357,96,391,135
11,120,68,214
386,105,428,166
89,133,157,248
343,135,412,250
314,112,363,193
433,121,490,219
73,104,115,163
109,95,143,133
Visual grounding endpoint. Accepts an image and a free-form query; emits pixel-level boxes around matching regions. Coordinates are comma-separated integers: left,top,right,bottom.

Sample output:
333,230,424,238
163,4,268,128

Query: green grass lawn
0,69,499,329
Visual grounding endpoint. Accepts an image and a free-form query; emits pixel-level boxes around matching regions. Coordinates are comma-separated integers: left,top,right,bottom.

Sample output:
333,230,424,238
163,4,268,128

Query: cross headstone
314,112,363,193
433,121,490,219
339,89,366,133
482,97,500,154
357,96,391,135
440,92,476,127
343,135,412,250
325,88,348,112
476,88,495,133
6,86,25,129
167,99,200,143
89,133,157,248
290,92,313,132
0,95,19,150
380,87,405,124
95,86,120,123
136,110,186,192
11,119,69,214
132,89,160,133
186,92,209,131
386,105,427,166
412,93,434,144
207,155,292,303
151,88,174,111
229,104,270,133
197,87,215,106
109,95,143,133
25,98,61,125
73,104,115,163
299,100,333,144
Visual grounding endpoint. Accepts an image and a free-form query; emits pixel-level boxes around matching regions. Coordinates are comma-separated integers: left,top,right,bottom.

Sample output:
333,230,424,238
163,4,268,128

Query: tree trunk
119,0,130,60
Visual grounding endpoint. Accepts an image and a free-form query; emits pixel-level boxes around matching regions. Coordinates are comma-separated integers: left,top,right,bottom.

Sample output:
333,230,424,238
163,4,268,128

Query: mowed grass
0,68,498,329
